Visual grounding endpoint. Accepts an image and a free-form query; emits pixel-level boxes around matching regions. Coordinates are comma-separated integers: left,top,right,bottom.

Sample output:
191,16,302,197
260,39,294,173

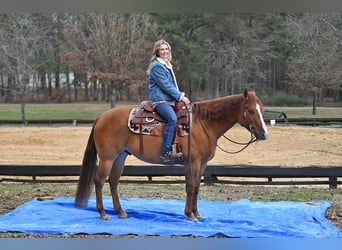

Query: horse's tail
75,119,98,208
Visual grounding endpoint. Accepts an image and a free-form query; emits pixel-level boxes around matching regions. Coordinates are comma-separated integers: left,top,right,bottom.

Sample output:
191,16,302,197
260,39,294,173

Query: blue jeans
155,102,177,155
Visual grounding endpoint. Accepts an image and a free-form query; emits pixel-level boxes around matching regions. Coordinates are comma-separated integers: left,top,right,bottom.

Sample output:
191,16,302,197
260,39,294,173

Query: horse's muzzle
249,125,268,140
254,130,268,140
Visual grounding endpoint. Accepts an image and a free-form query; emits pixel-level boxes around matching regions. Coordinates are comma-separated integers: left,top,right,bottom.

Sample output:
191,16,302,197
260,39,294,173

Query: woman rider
147,39,191,163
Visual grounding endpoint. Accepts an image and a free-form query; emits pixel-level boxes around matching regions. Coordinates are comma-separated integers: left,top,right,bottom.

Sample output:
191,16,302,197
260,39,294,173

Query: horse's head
238,89,268,140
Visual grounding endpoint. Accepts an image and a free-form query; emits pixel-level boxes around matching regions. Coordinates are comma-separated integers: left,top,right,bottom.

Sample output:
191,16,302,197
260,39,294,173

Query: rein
185,103,194,182
218,133,256,154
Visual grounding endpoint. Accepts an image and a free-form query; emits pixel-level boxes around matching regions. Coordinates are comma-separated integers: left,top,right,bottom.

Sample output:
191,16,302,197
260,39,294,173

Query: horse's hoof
119,211,128,218
100,214,110,220
194,212,203,220
195,215,203,220
187,214,197,221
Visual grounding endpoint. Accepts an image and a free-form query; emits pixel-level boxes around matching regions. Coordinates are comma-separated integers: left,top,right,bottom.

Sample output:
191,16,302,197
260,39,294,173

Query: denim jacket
148,59,184,102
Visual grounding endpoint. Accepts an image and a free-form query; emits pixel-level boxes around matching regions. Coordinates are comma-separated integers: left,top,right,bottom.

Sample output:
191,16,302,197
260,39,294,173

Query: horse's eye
248,110,255,115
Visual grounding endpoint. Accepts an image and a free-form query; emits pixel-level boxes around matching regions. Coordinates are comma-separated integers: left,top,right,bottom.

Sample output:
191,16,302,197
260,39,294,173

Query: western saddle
128,101,191,156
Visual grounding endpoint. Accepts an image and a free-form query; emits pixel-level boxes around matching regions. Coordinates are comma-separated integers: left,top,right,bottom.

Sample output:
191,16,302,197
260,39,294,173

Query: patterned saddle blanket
128,101,191,137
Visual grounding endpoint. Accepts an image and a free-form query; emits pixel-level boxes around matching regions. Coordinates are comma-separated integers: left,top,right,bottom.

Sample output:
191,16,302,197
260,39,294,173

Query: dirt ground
0,125,340,166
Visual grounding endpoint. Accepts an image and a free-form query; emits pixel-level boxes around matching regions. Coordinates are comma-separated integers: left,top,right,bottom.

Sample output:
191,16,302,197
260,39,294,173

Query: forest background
0,13,341,120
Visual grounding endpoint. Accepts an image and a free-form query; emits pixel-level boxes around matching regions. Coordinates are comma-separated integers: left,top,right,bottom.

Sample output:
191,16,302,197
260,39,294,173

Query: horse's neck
193,95,241,138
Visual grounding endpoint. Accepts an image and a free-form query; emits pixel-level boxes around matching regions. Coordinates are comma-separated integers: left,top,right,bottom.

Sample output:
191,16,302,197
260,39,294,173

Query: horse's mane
192,94,243,121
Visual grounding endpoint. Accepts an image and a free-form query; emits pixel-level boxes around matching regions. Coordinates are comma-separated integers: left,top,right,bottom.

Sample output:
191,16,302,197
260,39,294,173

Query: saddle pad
128,108,190,137
128,108,164,135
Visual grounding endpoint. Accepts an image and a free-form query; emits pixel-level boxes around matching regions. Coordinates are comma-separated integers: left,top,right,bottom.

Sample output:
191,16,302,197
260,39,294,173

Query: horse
75,89,268,220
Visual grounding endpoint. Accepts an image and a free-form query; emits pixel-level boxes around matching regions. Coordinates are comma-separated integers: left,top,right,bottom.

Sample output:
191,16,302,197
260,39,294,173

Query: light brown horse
75,89,268,220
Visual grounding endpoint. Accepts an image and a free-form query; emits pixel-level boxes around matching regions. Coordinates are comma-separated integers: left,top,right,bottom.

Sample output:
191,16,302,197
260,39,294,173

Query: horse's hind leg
108,151,128,218
95,158,113,220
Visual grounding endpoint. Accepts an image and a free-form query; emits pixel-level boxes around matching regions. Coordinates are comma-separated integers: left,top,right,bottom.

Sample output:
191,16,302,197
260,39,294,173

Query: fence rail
0,164,341,188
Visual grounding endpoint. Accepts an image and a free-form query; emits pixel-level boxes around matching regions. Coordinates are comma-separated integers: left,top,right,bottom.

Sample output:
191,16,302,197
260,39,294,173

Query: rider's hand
181,96,191,105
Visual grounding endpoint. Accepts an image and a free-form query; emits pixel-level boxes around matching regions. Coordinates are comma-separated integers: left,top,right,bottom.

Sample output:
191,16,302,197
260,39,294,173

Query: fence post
329,176,338,189
204,174,213,185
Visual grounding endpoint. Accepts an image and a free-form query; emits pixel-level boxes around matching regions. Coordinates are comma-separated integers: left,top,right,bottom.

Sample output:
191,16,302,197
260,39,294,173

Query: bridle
194,106,258,155
184,103,256,184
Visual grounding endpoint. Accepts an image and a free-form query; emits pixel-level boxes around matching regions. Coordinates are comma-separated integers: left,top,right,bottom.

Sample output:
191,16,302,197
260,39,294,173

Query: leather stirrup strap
139,115,143,154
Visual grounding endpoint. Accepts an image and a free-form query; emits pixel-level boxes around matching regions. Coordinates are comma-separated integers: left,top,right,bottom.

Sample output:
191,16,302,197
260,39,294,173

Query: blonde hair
149,39,172,63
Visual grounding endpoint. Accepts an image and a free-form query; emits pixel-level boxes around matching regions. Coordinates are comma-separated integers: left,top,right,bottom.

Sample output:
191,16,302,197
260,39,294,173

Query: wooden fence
0,164,341,188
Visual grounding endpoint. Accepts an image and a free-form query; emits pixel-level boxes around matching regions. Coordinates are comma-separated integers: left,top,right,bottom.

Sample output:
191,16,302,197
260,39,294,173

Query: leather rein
218,133,256,154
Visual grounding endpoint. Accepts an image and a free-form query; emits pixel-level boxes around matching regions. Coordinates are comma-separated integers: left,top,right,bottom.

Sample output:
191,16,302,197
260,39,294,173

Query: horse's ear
243,88,248,101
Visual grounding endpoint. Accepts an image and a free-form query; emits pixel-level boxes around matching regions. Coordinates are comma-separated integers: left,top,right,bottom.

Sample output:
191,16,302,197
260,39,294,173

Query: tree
285,13,342,113
185,13,283,98
61,13,160,103
0,13,50,123
0,13,340,106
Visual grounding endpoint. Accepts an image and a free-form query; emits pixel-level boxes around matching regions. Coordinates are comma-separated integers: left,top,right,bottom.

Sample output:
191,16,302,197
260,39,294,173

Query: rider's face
157,44,170,60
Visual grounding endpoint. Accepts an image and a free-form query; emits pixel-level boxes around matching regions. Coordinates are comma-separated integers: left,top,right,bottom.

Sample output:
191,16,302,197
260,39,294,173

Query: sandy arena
0,125,341,167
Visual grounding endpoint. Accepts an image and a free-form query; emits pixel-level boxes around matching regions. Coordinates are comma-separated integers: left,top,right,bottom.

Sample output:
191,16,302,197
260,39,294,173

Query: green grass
250,186,333,201
0,103,341,120
265,106,342,119
0,103,112,120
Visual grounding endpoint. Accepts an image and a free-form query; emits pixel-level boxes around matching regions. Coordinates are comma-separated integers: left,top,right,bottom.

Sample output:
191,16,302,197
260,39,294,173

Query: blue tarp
0,196,341,238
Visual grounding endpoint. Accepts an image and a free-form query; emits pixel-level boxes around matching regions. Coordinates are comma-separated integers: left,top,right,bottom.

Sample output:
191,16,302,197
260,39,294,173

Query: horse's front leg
185,180,196,220
191,163,209,219
95,158,113,220
108,151,128,218
191,177,203,219
184,161,202,220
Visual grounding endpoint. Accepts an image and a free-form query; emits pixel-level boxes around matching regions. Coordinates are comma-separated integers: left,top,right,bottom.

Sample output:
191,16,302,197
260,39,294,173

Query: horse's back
92,106,133,151
95,106,132,127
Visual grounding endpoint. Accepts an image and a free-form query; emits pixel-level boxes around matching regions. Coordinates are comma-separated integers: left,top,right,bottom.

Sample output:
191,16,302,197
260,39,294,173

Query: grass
0,103,111,120
249,186,333,201
0,103,341,120
264,106,342,119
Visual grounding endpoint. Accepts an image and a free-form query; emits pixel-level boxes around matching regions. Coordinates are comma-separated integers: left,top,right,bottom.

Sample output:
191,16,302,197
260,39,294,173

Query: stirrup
160,151,183,164
171,152,183,158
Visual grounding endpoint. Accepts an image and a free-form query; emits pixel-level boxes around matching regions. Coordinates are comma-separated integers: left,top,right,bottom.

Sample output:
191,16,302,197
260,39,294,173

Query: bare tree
61,13,159,103
285,13,342,113
0,13,49,123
